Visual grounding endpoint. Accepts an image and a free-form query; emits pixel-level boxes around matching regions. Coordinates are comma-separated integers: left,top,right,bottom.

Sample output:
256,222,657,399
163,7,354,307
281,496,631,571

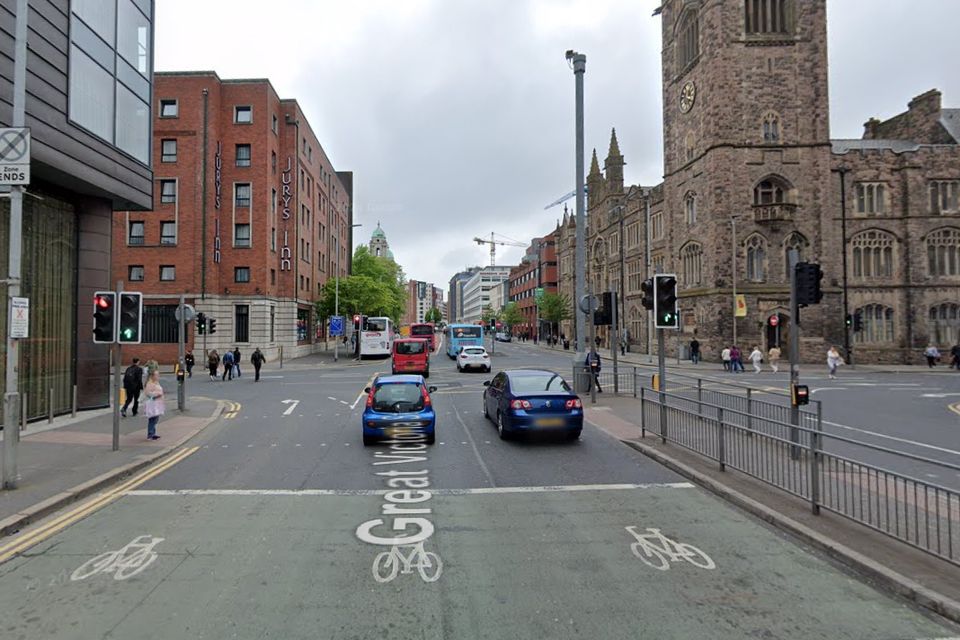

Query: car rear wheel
363,435,376,446
425,433,435,445
497,411,509,440
568,429,582,441
424,369,430,378
485,366,491,373
482,396,490,420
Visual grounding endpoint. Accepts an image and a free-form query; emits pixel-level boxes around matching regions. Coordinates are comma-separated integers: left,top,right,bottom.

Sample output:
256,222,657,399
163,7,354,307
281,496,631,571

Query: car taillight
482,354,489,359
421,386,432,407
510,399,532,410
565,398,582,409
459,353,467,358
366,390,375,408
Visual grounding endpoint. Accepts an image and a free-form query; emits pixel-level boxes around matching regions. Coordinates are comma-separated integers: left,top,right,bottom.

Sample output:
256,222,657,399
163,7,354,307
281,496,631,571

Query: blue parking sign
329,315,344,336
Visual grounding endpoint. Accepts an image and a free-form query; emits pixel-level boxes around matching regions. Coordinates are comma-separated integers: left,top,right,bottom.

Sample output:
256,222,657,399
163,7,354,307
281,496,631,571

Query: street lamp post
835,167,852,366
731,215,741,348
334,222,362,363
567,49,587,360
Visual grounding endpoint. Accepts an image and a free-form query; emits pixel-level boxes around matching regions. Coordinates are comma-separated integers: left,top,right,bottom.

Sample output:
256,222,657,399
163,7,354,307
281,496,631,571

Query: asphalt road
0,340,956,639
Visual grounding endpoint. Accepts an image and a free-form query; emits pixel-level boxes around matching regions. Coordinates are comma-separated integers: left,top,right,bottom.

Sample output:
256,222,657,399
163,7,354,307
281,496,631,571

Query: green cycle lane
1,484,956,640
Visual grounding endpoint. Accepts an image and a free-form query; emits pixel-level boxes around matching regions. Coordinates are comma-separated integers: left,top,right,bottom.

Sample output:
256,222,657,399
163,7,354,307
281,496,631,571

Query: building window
926,227,960,277
651,212,664,240
270,306,276,341
745,0,792,35
783,231,807,279
128,265,144,282
160,221,176,245
271,227,276,252
684,192,696,224
236,144,251,167
159,99,177,117
143,305,178,343
161,139,177,162
930,303,960,346
754,177,788,205
609,232,620,256
629,306,643,345
627,260,642,293
235,267,251,283
930,180,959,214
856,182,886,216
154,181,175,206
853,304,894,344
626,222,641,248
234,105,252,124
272,114,278,134
680,242,702,285
271,269,276,285
652,253,665,274
235,183,251,208
676,9,699,72
128,220,144,245
851,229,895,279
235,223,251,247
68,0,153,163
762,111,780,142
684,132,695,162
159,265,175,281
235,305,250,342
271,151,277,174
745,234,766,282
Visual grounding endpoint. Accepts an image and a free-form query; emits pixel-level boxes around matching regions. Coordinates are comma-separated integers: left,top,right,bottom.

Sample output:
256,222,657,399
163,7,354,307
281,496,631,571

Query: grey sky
156,0,960,291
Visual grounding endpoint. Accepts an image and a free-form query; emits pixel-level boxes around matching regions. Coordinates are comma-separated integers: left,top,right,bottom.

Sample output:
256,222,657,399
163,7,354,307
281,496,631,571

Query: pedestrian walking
749,346,764,373
690,338,701,364
143,368,164,440
951,343,960,370
620,335,627,356
222,350,235,380
924,344,941,368
594,335,601,349
251,348,265,382
586,349,603,393
233,347,242,377
208,350,220,381
827,346,843,379
768,345,781,373
730,345,743,373
121,357,144,417
184,350,195,378
721,347,731,371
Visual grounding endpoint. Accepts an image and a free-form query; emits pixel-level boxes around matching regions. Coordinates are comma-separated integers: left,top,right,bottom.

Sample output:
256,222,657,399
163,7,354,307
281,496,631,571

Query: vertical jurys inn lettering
213,141,222,263
280,157,292,272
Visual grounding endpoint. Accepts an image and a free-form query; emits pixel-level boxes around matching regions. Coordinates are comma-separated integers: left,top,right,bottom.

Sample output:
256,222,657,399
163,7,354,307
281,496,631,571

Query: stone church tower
659,0,836,359
368,222,395,261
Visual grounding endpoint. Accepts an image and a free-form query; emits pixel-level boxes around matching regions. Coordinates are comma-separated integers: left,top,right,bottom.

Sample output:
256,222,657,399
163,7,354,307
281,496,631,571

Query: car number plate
535,418,565,427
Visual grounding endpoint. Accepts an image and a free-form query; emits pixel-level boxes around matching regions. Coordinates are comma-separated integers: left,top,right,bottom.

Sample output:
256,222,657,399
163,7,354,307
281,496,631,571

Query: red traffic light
353,315,360,322
95,295,112,308
769,314,779,327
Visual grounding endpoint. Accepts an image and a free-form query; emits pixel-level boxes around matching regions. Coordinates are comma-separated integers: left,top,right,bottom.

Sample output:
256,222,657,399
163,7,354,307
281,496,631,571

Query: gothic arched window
762,111,781,143
680,242,703,286
744,234,767,282
676,9,699,72
753,176,791,205
929,303,960,345
745,0,793,35
684,192,697,225
853,304,895,344
783,231,807,279
926,227,960,277
851,229,895,279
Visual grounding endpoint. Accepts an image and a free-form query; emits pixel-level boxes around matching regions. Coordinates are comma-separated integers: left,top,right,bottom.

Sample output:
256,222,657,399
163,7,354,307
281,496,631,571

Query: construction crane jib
473,232,526,267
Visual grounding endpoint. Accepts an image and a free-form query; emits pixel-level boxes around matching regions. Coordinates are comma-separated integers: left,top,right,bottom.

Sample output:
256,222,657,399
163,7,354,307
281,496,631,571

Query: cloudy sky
156,0,960,292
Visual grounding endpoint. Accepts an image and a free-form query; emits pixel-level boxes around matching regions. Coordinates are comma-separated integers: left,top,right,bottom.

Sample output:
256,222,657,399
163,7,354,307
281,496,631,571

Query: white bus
360,316,394,358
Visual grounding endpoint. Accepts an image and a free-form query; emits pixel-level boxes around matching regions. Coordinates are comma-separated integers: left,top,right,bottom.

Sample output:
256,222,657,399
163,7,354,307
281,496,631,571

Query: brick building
404,280,436,325
508,233,558,338
553,0,959,364
112,72,353,364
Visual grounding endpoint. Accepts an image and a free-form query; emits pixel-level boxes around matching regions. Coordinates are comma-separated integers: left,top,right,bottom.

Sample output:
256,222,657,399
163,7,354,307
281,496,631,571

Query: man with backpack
121,357,144,417
251,348,265,382
221,349,235,381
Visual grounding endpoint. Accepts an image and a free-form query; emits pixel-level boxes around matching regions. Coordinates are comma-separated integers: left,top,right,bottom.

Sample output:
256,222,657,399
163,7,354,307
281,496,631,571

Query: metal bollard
48,387,54,423
20,391,27,431
810,401,822,515
633,366,637,398
72,384,78,418
639,386,646,438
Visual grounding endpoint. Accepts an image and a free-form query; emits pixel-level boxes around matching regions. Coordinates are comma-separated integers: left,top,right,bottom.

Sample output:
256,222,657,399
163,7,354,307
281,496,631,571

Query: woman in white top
721,347,731,372
826,346,843,379
749,346,764,373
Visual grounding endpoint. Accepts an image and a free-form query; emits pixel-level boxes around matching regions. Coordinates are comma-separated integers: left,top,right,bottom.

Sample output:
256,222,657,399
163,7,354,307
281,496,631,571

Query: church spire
588,148,601,177
607,127,621,159
604,128,624,194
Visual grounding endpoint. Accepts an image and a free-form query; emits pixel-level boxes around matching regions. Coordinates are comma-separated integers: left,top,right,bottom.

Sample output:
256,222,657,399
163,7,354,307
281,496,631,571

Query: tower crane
473,232,526,267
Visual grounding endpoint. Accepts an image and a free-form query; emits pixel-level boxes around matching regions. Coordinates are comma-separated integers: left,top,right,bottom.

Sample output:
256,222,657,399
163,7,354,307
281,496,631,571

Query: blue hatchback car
362,375,437,446
482,369,583,440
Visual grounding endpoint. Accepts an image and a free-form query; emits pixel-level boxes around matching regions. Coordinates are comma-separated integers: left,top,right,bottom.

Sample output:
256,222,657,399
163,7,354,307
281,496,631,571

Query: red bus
409,323,435,351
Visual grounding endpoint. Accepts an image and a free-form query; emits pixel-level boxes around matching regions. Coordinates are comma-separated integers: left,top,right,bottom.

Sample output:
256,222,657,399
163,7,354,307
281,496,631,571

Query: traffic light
118,292,142,343
594,291,614,326
92,291,116,343
640,278,655,311
653,274,679,329
208,317,217,335
853,309,863,333
795,262,824,307
845,313,852,329
791,383,810,406
197,312,207,335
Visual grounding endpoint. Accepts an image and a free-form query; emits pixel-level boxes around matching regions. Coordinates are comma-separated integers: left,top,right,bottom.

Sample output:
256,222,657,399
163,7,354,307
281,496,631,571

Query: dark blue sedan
482,369,583,440
362,375,437,446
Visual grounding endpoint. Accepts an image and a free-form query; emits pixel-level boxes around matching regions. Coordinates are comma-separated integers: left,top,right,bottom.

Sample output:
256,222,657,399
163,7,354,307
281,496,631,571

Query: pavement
0,342,958,638
0,395,223,537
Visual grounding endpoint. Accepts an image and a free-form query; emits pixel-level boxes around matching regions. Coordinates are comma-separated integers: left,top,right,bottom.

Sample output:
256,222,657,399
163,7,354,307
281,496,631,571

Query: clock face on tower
679,81,696,113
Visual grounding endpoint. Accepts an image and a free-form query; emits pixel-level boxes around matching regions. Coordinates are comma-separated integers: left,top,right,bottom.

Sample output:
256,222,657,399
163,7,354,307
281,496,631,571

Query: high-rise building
461,266,513,323
448,267,481,322
111,72,353,364
509,233,558,338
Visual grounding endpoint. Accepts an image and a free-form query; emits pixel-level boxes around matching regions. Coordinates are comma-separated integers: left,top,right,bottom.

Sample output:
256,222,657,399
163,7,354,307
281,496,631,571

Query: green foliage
500,302,524,328
315,246,406,323
539,292,572,326
480,304,498,324
425,307,443,324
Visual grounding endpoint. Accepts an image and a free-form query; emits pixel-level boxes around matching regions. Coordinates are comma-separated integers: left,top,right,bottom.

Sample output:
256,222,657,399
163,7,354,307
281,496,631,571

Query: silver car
457,346,491,373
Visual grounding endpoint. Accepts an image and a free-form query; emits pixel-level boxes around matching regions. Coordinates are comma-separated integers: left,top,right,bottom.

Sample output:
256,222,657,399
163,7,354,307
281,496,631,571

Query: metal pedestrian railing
636,386,960,566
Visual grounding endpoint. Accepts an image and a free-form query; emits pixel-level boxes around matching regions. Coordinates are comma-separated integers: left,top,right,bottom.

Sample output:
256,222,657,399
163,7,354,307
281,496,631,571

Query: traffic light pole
788,251,800,459
611,293,619,394
112,280,122,451
177,295,186,412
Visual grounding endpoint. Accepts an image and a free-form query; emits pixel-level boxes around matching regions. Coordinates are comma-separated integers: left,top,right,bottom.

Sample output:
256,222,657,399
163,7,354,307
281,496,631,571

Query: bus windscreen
366,318,387,332
452,326,481,338
411,325,432,336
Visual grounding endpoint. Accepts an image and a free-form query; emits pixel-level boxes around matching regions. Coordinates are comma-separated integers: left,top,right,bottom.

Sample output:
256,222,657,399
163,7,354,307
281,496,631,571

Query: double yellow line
0,446,199,565
223,401,241,419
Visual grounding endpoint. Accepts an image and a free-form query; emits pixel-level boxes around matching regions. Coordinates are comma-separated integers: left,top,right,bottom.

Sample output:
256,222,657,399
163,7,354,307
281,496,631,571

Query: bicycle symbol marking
70,535,165,582
625,526,715,571
372,542,443,583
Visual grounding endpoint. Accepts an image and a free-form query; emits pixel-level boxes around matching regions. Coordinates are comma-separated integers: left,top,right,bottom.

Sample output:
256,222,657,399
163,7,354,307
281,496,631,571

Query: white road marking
247,444,253,448
822,420,960,457
922,393,960,398
70,535,164,582
127,483,695,497
340,400,350,405
328,397,337,401
296,444,302,447
271,443,277,447
282,399,300,416
451,401,496,487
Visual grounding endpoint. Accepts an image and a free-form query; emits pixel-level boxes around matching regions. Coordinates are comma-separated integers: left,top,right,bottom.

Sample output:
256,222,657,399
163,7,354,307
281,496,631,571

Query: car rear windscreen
509,373,571,393
463,348,486,355
396,341,426,355
373,383,424,412
411,326,432,336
